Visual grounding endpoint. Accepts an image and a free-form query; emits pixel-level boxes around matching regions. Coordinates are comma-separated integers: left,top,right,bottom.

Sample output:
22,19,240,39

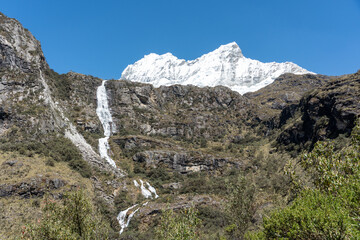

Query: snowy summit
120,42,313,94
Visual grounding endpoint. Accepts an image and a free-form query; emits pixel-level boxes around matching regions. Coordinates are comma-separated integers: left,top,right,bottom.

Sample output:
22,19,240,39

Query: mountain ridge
121,42,313,94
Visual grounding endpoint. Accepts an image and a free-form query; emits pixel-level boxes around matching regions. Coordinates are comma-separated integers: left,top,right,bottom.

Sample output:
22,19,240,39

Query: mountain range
121,42,313,94
0,11,359,239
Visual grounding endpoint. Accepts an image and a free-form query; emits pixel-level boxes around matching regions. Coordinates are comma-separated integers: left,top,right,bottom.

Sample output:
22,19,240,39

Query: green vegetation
260,189,358,239
152,121,360,240
45,69,72,101
21,189,112,240
248,120,360,239
156,206,201,240
225,176,256,239
0,135,92,178
0,38,358,240
0,151,93,239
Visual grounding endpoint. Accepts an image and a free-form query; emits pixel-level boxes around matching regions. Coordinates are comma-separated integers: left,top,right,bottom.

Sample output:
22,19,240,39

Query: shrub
225,175,256,239
46,136,92,178
45,69,72,101
200,138,207,148
212,145,223,152
249,120,360,239
114,191,134,212
262,189,358,240
21,189,112,239
156,206,201,240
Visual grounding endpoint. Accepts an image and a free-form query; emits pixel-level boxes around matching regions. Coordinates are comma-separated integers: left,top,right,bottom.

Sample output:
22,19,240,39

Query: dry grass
0,151,92,239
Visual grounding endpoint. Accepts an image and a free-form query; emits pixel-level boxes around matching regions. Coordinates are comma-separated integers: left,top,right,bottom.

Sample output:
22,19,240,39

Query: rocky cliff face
0,12,117,175
0,12,48,137
0,12,47,71
0,12,119,238
277,71,360,149
104,80,251,175
106,80,250,140
244,73,331,133
0,11,65,139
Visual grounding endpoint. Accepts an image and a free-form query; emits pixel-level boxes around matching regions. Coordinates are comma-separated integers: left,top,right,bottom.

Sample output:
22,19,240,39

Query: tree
156,206,201,240
225,175,256,240
261,189,357,239
21,189,111,240
247,120,360,239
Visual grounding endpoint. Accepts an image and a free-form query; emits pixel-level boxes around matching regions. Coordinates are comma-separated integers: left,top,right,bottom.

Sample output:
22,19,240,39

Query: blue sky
1,0,360,79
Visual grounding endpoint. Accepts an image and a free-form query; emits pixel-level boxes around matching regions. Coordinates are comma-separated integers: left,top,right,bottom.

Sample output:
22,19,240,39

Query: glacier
120,42,313,94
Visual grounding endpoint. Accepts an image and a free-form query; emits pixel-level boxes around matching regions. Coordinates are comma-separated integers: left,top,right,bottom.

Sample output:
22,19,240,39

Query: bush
114,191,134,212
262,189,358,239
156,206,201,240
1,135,92,178
21,189,112,239
45,69,72,101
46,136,92,178
200,138,207,148
225,175,256,239
197,206,227,236
249,120,360,239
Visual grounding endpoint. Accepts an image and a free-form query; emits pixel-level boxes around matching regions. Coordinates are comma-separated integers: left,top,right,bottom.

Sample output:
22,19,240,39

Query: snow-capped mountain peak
120,42,313,94
203,41,244,59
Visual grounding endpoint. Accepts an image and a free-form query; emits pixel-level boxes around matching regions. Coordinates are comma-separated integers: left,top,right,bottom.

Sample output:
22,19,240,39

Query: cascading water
133,180,159,199
117,204,138,234
96,80,116,168
146,182,159,199
96,80,159,235
139,179,152,198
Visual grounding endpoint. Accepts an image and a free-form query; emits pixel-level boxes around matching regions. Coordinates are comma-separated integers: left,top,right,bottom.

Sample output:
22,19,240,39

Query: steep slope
0,12,119,238
105,80,251,173
0,12,117,175
244,73,331,130
0,12,47,71
120,42,313,94
106,71,359,238
277,70,360,150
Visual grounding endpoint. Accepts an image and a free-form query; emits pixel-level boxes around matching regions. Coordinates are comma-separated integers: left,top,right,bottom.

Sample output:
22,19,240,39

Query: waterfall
95,80,159,235
117,204,139,234
139,179,152,198
134,180,159,199
96,80,116,168
146,182,159,199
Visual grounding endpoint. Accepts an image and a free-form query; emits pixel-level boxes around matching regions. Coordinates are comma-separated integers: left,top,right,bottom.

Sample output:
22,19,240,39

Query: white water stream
134,180,159,199
95,80,159,235
96,80,116,167
117,204,139,234
146,182,159,199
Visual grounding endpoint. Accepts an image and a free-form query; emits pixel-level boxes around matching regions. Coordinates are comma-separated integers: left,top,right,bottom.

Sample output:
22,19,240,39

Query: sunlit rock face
0,12,48,71
120,42,313,94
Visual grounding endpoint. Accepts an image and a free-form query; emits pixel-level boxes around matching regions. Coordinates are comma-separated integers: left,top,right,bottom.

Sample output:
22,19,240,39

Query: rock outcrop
0,177,65,198
106,80,250,142
244,73,331,132
277,71,360,148
0,12,118,174
133,150,238,174
0,12,47,71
